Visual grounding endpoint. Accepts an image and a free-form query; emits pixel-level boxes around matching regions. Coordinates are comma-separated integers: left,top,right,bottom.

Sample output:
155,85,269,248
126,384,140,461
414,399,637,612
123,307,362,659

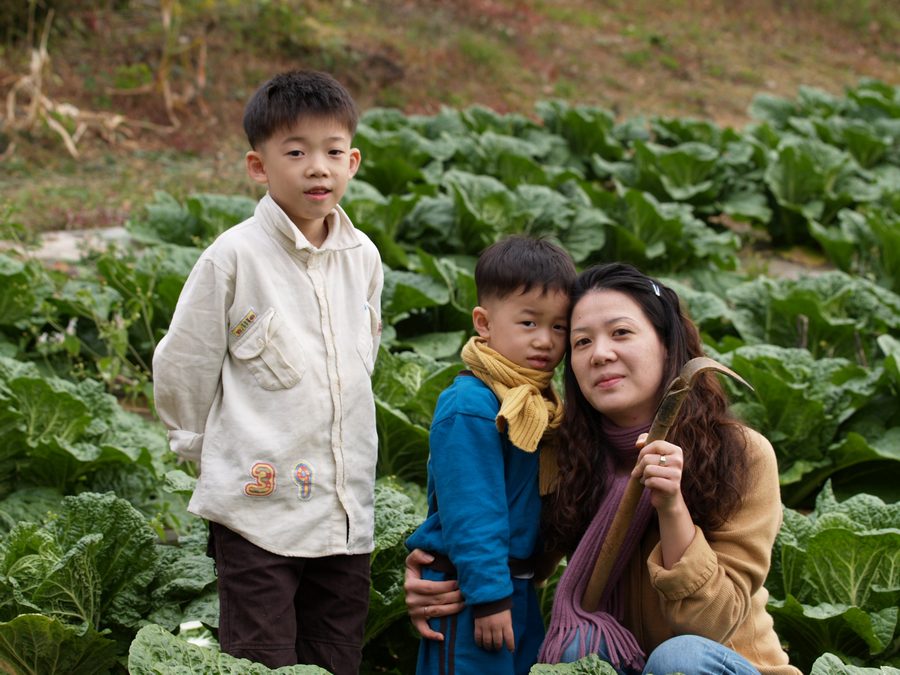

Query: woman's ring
659,455,668,466
424,605,431,619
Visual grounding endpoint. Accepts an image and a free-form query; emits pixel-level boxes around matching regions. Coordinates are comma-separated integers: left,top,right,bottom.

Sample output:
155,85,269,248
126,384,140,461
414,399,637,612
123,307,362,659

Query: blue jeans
644,635,761,675
560,632,760,675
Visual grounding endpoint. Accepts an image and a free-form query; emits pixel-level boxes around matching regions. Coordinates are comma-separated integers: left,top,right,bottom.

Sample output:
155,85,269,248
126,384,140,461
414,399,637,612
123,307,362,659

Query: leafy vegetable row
1,80,898,672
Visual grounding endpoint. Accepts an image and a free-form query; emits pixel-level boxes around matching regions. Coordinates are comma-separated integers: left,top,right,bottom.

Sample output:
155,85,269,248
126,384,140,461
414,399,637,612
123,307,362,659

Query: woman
406,263,800,675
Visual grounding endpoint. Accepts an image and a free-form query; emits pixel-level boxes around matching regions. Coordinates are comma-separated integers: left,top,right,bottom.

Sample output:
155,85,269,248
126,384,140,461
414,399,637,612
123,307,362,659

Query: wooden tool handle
579,388,688,611
580,475,644,611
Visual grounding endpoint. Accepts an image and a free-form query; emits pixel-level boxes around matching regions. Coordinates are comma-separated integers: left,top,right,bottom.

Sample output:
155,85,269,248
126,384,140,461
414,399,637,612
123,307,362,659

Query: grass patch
553,78,579,99
622,48,652,67
455,32,513,71
535,3,607,28
4,146,251,233
784,0,900,33
374,84,408,109
658,53,681,72
735,68,766,87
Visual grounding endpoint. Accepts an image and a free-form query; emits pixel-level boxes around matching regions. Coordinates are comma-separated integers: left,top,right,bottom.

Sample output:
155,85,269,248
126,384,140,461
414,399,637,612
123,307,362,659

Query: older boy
153,70,383,674
406,235,576,675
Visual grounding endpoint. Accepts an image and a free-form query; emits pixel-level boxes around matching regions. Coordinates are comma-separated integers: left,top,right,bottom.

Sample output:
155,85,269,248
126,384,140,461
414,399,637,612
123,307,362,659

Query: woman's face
569,289,667,428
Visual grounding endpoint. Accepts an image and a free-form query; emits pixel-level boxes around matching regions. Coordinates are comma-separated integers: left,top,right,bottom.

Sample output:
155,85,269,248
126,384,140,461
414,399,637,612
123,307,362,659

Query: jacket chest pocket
229,307,305,390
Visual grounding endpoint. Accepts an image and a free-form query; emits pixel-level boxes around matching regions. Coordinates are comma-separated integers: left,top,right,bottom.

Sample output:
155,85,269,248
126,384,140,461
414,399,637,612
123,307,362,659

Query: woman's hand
633,434,695,567
632,435,686,514
404,549,466,641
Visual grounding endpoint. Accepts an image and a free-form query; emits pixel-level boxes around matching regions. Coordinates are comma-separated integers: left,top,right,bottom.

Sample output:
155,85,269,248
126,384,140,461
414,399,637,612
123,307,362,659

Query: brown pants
209,522,370,674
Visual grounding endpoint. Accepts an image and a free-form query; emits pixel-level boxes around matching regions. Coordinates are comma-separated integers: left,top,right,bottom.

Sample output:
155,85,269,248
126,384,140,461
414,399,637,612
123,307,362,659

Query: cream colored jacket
153,194,383,557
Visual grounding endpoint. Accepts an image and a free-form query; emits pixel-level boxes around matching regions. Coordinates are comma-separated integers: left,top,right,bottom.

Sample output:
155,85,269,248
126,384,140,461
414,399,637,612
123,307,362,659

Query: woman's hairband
650,281,661,297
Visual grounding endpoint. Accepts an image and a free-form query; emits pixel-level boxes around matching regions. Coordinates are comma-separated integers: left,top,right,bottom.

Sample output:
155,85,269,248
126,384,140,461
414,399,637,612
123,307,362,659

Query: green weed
623,48,651,67
455,32,511,71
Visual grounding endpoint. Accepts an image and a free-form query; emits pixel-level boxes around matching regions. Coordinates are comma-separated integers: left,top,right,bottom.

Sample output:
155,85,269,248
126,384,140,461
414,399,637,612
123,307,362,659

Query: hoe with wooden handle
580,356,753,612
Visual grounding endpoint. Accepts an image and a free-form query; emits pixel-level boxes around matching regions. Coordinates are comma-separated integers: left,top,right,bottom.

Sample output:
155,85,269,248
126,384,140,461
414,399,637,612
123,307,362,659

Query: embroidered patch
244,462,276,497
231,308,258,338
293,462,313,501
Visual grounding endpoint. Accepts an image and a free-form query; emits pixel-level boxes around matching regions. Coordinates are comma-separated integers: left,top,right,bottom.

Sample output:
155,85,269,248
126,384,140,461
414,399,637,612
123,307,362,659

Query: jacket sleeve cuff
167,429,204,462
647,524,717,601
472,596,513,618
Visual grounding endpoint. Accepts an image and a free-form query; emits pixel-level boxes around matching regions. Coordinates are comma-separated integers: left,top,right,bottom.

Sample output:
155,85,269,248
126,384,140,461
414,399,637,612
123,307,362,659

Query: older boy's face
246,116,360,236
473,287,569,373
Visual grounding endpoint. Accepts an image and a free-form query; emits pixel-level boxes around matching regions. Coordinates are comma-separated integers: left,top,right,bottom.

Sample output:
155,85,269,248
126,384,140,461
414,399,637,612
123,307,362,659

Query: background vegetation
0,1,898,674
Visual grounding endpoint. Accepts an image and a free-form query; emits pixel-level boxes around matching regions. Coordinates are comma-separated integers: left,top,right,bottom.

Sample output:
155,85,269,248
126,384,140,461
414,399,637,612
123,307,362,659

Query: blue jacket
406,373,542,610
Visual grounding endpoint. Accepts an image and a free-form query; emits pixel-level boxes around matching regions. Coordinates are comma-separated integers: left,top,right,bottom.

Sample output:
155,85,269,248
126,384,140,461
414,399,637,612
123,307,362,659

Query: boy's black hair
243,70,359,149
475,235,577,303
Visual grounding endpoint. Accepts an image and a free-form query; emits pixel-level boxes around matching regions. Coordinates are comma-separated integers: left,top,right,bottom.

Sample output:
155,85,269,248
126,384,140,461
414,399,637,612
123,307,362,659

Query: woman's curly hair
542,263,751,554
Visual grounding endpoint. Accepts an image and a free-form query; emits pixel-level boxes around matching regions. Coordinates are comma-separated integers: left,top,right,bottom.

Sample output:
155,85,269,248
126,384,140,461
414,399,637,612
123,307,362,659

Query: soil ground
1,0,898,235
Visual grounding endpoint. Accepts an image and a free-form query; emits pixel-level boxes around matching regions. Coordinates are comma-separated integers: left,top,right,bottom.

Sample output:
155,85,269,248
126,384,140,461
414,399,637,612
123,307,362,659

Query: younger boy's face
473,286,569,373
246,115,360,236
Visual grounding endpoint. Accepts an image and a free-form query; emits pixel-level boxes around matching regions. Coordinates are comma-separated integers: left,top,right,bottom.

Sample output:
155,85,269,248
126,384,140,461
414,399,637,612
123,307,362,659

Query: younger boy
406,235,576,675
152,70,383,674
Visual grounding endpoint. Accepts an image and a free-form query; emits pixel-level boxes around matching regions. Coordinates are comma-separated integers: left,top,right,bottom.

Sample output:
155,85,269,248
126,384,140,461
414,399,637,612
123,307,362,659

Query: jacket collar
256,193,362,253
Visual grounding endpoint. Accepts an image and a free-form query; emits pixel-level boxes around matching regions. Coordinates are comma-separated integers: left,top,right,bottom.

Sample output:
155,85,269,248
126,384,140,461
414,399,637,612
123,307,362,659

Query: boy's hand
474,609,515,652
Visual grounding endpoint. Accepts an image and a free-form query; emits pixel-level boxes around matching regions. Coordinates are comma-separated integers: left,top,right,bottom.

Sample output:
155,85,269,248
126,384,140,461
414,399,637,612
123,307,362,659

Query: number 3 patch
242,461,313,500
244,462,276,497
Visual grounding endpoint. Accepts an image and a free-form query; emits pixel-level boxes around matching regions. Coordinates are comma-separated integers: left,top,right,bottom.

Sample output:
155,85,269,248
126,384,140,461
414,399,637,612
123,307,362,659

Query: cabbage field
1,80,898,674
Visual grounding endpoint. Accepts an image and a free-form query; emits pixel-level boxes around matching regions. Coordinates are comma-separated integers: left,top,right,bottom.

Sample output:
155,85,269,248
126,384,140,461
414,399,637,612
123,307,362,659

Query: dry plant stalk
105,0,209,127
2,3,209,161
101,0,210,126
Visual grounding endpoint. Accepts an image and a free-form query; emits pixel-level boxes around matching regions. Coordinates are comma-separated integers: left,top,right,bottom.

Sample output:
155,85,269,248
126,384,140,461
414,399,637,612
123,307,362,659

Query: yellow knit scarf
461,335,564,477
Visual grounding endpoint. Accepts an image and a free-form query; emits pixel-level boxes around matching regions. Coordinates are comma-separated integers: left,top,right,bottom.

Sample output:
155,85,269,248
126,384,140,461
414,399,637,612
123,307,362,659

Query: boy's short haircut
243,69,359,149
475,235,577,303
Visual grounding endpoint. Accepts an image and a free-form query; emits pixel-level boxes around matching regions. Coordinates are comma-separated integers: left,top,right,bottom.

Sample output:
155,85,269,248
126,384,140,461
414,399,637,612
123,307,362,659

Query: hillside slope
1,0,897,232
